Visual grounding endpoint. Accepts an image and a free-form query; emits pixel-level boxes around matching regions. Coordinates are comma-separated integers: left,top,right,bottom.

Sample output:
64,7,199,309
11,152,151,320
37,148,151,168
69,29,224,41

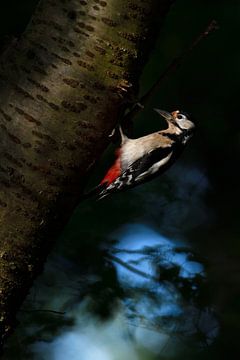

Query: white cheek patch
135,152,173,182
174,126,183,135
176,119,194,131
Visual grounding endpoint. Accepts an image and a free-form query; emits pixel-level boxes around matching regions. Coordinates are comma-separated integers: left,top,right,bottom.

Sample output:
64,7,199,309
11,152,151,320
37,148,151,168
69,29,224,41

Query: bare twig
21,309,65,315
124,20,219,123
107,253,159,282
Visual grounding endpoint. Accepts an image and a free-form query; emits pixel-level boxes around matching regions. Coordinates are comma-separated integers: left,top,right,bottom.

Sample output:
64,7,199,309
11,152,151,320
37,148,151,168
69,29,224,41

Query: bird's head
154,109,195,132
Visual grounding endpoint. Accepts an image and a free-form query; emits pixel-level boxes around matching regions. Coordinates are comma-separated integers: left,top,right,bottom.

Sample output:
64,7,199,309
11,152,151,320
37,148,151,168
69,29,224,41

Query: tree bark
0,0,173,348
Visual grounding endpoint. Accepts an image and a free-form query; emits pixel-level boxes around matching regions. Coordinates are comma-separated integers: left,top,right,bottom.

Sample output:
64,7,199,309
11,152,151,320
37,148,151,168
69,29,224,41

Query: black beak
154,108,172,120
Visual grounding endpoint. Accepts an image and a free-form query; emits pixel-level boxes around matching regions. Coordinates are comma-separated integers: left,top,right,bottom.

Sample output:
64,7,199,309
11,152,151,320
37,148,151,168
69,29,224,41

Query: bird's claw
109,128,116,138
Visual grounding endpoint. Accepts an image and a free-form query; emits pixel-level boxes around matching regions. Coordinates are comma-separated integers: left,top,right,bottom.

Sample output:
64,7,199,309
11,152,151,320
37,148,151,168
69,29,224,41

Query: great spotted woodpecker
86,109,195,200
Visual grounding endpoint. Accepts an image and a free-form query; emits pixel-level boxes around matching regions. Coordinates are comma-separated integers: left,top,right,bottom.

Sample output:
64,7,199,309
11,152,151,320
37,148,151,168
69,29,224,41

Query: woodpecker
86,109,195,200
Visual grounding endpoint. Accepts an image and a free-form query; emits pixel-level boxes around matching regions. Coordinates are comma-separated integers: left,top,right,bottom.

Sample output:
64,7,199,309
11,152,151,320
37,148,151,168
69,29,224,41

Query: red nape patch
100,150,121,185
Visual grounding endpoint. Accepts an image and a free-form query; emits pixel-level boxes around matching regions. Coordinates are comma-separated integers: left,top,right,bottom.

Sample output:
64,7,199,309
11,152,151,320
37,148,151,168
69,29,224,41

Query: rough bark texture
0,0,173,348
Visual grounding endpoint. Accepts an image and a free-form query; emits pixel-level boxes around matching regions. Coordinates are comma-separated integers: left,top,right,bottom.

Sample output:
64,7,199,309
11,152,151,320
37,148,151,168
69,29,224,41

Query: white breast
120,139,146,169
120,135,172,170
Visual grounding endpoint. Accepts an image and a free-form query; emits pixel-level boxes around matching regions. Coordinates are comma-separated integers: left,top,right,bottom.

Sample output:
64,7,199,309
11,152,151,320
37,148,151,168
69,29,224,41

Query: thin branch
21,309,65,315
124,20,219,123
107,253,159,282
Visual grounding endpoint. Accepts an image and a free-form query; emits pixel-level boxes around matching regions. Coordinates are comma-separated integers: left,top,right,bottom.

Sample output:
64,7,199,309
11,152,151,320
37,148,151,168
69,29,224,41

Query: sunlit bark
0,0,173,347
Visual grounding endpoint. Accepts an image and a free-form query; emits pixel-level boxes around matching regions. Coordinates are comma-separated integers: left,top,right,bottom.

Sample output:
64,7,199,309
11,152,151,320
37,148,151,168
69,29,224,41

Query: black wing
98,146,174,199
126,146,173,180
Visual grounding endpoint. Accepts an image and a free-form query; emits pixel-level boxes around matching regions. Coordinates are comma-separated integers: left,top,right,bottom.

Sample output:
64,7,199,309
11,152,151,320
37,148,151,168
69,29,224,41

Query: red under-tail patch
100,149,121,185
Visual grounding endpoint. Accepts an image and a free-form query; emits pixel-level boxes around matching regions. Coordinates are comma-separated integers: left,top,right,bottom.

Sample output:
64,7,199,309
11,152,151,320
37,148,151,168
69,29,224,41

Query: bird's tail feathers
80,183,107,201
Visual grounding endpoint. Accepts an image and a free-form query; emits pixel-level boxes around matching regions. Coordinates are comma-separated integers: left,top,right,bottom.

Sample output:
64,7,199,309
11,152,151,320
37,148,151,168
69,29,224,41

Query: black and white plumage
87,109,195,200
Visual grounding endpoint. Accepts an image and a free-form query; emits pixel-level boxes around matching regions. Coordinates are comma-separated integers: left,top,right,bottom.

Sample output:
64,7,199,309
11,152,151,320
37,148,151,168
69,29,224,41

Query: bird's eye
177,114,185,120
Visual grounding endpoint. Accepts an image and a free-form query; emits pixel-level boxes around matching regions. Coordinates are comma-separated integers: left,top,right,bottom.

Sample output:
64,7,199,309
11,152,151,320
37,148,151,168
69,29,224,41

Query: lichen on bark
0,0,174,349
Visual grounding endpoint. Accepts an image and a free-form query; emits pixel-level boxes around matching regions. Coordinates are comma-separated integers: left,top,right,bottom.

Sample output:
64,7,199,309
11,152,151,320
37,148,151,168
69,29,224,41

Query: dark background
1,1,240,359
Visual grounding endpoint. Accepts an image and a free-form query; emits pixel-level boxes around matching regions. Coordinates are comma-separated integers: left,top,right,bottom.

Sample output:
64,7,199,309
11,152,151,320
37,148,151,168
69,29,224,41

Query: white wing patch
135,152,173,182
120,137,172,171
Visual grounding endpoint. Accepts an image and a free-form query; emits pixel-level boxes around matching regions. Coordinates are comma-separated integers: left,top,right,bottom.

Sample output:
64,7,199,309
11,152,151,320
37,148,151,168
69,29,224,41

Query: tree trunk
0,0,173,348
